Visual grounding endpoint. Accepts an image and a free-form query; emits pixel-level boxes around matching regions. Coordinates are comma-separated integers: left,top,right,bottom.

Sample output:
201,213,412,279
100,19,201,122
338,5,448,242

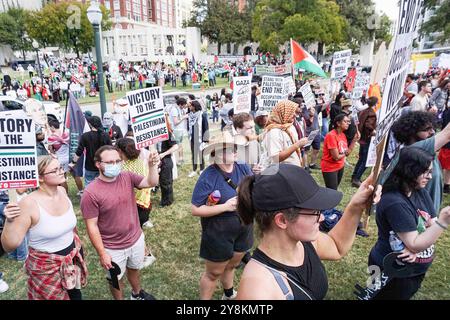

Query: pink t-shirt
81,171,144,250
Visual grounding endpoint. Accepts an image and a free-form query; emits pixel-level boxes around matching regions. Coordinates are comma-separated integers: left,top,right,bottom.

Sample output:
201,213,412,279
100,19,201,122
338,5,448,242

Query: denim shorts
84,169,99,186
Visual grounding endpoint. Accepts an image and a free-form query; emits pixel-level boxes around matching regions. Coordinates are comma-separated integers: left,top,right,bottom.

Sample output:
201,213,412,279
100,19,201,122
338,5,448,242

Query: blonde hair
37,155,55,176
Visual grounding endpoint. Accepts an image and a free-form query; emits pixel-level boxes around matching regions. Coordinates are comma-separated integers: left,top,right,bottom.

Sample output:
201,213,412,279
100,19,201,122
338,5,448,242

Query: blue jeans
0,203,28,261
84,169,99,186
212,110,219,123
321,117,329,141
352,142,370,181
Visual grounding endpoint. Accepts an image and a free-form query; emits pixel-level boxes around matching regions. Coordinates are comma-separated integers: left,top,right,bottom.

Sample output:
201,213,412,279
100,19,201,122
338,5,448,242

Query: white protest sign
331,49,352,79
255,63,292,75
299,82,316,109
127,87,169,150
0,110,39,189
375,0,423,146
414,59,429,74
438,53,450,69
233,76,252,114
283,77,297,96
365,137,377,167
260,76,287,111
352,71,370,100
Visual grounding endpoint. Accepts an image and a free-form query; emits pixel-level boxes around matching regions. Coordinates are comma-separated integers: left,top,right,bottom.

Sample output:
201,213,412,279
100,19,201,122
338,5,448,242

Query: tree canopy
0,8,32,60
420,0,450,45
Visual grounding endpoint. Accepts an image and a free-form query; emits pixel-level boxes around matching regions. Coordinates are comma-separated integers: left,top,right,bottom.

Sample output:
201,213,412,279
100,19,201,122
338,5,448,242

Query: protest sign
414,59,429,74
127,87,169,150
375,0,423,146
0,110,39,190
438,53,450,69
365,137,377,167
283,77,297,96
260,76,287,111
233,76,252,114
345,68,358,93
299,82,316,109
255,63,292,76
331,49,352,79
352,71,370,100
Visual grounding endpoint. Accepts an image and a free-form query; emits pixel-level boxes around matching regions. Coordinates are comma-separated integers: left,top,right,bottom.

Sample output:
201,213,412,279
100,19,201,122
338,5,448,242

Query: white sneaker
199,170,204,176
143,254,156,268
188,171,198,178
76,190,84,197
221,289,237,300
0,275,9,294
142,220,154,229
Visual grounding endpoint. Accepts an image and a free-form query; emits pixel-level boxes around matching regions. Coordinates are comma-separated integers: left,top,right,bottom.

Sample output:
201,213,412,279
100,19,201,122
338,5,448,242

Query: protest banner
375,0,423,146
438,53,450,69
233,76,252,114
260,76,287,111
127,87,169,150
352,71,370,100
255,63,292,76
331,49,352,79
414,59,429,74
299,82,316,109
0,110,39,190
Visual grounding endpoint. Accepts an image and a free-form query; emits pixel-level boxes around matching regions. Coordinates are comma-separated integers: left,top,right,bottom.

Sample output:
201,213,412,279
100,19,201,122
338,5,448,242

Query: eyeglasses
43,165,64,175
100,160,123,165
297,209,322,223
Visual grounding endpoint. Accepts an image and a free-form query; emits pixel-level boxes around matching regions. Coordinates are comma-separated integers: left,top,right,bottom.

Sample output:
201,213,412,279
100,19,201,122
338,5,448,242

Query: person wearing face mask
80,145,160,300
192,133,254,300
1,156,88,300
102,112,123,145
70,116,112,186
381,111,450,215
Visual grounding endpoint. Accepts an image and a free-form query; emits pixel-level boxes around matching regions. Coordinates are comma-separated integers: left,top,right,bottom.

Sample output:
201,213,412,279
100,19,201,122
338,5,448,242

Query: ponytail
237,175,257,225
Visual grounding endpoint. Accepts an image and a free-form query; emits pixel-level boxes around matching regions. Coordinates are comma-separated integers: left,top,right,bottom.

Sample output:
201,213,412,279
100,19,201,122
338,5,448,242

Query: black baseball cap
252,164,343,211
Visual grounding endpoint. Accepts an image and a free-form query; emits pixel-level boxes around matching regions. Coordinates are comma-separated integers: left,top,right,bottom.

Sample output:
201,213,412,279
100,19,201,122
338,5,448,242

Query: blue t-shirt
370,189,436,275
191,162,252,219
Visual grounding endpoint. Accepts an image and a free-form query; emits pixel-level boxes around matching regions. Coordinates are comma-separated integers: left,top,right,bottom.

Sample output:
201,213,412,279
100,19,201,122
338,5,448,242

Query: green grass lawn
1,127,449,300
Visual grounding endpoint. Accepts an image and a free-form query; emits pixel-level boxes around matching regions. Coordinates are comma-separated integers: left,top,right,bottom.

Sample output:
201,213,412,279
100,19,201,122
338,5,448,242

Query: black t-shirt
251,93,257,111
370,189,436,275
159,134,177,160
252,243,328,300
75,130,112,171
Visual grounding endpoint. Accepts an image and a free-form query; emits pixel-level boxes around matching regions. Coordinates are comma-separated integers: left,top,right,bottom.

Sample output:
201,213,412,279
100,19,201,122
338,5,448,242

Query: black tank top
252,242,328,300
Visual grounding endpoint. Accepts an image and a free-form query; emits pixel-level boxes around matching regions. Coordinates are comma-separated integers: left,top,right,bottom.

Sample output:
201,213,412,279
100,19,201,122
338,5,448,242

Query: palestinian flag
291,39,327,78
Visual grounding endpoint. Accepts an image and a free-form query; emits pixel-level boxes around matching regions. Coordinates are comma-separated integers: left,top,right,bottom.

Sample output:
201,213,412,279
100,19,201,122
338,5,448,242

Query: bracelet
435,220,448,230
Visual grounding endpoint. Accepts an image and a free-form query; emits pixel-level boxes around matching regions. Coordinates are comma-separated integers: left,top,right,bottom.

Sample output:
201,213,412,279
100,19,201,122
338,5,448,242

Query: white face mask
103,163,122,178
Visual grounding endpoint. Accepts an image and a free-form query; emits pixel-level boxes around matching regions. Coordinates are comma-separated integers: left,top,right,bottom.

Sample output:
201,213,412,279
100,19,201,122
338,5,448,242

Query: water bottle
389,231,405,252
206,190,221,206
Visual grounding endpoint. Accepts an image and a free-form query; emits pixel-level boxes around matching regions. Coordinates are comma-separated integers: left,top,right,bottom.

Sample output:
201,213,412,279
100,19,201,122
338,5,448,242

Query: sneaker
188,171,198,178
76,190,83,197
130,289,156,300
221,289,237,300
351,179,362,188
0,273,9,294
143,254,156,268
309,164,321,170
142,220,154,229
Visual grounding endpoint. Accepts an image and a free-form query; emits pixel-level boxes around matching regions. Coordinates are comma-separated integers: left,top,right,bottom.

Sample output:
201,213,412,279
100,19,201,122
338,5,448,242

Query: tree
186,0,252,55
26,1,111,58
374,14,393,50
420,0,450,45
252,0,346,55
0,8,32,61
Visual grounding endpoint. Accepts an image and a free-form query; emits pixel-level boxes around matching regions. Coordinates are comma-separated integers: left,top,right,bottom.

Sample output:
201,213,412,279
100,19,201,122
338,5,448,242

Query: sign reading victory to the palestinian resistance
233,76,252,114
0,110,39,190
299,82,316,109
127,87,169,150
375,0,423,146
331,49,352,79
260,76,287,111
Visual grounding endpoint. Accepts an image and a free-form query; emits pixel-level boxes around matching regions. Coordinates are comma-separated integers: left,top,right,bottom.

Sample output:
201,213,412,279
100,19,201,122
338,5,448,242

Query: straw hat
341,99,352,107
201,132,239,157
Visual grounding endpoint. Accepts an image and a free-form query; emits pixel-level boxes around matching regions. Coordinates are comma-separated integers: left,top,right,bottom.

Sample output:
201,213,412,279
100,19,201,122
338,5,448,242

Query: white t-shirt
169,106,185,132
410,94,429,112
263,126,301,166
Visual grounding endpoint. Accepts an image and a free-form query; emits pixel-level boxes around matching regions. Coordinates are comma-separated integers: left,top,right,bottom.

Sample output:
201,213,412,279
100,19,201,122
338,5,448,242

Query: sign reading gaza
127,87,169,150
0,111,39,190
233,76,252,114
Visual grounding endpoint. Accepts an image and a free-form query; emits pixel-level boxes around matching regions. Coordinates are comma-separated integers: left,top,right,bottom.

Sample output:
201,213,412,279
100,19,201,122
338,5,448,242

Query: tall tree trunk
218,42,221,55
22,49,26,61
318,42,324,58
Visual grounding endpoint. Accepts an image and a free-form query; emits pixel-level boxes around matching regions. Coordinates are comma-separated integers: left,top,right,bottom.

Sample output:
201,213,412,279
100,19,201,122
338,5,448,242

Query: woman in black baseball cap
236,163,380,300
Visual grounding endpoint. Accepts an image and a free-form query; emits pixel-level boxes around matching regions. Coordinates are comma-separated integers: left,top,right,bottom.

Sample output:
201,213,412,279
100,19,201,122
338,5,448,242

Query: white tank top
28,198,77,253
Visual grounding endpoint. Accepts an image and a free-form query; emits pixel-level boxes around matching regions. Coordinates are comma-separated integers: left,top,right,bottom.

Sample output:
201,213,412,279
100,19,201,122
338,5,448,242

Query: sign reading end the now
0,111,39,190
127,87,169,150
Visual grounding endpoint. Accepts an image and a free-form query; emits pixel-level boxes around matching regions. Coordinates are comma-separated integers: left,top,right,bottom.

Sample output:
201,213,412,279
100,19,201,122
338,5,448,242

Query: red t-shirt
321,129,348,172
81,171,144,250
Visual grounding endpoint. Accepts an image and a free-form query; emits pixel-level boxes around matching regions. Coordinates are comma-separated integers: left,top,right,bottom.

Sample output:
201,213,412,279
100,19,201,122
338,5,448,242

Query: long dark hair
332,113,349,130
237,176,299,236
384,147,433,195
116,138,140,160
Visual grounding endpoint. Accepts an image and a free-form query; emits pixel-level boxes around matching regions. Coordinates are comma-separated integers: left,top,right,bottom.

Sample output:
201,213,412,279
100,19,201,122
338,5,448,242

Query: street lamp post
87,1,107,117
32,40,44,85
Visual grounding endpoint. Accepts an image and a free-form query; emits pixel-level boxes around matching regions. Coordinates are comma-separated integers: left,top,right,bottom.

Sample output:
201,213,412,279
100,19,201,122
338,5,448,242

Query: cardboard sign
255,64,292,75
299,82,316,109
0,110,39,189
376,0,423,146
233,76,252,114
127,87,169,150
260,76,287,111
352,71,370,100
365,136,377,167
345,68,358,93
331,49,352,79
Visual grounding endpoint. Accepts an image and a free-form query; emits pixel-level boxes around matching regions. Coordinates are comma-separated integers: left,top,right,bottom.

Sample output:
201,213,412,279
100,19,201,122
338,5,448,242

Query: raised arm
1,199,33,252
435,121,450,151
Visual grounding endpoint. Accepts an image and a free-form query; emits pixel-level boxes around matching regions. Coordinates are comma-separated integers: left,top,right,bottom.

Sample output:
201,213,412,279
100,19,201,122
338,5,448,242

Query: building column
113,28,120,61
147,30,155,60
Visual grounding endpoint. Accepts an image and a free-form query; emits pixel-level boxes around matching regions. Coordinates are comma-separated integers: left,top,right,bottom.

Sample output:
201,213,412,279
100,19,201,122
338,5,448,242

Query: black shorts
304,135,321,151
200,215,253,263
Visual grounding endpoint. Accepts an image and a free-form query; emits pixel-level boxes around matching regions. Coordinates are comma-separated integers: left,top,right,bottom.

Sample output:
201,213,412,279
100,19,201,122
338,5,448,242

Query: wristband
435,220,448,230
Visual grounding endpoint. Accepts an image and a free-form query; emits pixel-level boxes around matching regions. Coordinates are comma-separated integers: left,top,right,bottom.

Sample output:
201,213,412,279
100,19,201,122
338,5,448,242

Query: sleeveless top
252,242,328,300
28,197,77,253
